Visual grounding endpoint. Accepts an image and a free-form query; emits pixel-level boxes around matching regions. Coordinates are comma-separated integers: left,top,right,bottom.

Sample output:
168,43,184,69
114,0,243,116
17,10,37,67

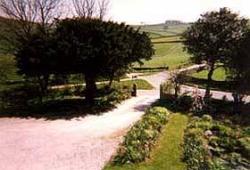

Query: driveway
0,72,168,170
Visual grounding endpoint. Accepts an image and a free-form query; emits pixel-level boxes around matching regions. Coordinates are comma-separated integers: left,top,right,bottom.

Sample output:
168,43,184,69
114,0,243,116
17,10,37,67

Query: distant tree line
165,20,185,25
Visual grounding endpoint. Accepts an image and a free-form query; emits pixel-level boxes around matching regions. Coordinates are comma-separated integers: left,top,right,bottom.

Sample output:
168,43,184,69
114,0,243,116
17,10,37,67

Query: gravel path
2,65,243,170
0,72,168,170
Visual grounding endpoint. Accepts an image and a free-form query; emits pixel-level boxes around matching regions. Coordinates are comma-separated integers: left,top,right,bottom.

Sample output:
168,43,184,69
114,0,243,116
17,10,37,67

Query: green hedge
184,115,250,170
111,107,170,165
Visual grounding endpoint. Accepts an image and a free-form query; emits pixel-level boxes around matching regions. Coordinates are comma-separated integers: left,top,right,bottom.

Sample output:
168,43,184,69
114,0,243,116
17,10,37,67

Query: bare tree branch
0,0,63,50
98,0,109,20
72,0,109,20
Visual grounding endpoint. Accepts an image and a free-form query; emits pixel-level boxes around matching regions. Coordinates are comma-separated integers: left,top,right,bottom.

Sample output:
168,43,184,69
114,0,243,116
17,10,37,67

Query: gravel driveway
0,72,168,170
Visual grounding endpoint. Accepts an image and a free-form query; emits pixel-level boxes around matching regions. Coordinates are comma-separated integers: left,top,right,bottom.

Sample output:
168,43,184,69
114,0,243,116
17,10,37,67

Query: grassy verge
182,67,233,92
105,113,188,170
113,79,154,90
192,67,227,81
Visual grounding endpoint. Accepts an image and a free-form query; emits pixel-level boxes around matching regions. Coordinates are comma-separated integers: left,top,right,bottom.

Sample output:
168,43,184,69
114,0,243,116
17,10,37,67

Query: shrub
184,117,250,170
202,115,213,122
238,137,250,159
183,127,210,170
112,107,170,165
243,127,250,136
176,95,193,111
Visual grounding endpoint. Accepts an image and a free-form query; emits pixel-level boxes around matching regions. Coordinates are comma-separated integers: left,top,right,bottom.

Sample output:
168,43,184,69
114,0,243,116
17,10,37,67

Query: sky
109,0,250,25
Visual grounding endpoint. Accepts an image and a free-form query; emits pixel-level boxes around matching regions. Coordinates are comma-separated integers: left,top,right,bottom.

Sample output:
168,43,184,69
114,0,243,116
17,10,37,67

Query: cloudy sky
109,0,250,24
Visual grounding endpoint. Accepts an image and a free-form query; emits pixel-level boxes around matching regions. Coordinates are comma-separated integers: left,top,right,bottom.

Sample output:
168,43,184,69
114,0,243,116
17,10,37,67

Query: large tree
15,31,57,97
55,18,154,103
226,30,250,113
182,8,248,99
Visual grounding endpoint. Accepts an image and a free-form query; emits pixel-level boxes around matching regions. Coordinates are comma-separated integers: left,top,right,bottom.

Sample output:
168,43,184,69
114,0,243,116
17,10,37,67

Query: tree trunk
108,74,114,90
85,74,97,104
232,92,243,114
205,63,215,100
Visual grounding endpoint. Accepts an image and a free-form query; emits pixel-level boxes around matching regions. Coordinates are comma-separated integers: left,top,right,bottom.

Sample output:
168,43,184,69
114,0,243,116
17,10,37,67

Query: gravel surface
0,72,168,170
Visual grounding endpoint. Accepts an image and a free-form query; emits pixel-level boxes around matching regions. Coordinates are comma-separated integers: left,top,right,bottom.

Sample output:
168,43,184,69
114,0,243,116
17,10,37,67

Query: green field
151,36,182,43
133,23,191,70
192,67,227,81
134,23,190,38
139,43,191,69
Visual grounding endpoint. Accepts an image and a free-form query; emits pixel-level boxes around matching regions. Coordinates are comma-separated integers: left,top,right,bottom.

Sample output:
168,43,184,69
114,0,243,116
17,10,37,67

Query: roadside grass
0,84,132,120
104,113,188,170
53,79,154,91
192,67,227,81
0,79,153,119
112,79,154,90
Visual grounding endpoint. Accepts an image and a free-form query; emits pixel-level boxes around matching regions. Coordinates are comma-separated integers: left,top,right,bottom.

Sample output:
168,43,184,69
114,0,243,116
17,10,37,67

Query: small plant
191,87,206,115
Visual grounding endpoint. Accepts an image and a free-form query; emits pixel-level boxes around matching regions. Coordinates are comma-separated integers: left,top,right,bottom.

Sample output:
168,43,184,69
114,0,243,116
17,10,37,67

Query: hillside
133,21,190,38
133,22,191,69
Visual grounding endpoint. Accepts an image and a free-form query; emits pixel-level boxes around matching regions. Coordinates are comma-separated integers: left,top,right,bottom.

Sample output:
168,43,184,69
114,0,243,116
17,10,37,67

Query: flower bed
184,115,250,170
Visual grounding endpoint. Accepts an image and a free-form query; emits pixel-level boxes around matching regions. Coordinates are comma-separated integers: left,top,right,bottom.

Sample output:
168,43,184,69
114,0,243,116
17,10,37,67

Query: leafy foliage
55,18,154,102
182,8,248,98
184,115,250,170
225,31,250,113
112,107,170,165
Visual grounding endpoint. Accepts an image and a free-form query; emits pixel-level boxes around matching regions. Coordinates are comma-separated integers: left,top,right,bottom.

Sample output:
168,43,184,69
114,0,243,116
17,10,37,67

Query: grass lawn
105,113,188,170
192,67,227,81
184,67,233,92
112,79,154,90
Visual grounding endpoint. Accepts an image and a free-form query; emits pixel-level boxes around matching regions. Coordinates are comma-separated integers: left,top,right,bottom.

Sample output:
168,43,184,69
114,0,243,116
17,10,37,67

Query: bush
183,127,210,170
239,137,250,159
202,115,213,122
176,95,193,111
184,116,250,170
112,107,170,165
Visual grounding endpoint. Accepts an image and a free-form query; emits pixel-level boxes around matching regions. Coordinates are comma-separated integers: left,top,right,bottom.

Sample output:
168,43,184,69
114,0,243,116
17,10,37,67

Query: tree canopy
182,8,248,99
54,18,154,102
